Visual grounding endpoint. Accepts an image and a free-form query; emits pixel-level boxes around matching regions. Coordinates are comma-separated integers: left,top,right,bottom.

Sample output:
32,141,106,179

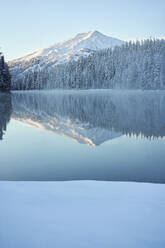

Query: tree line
11,39,165,90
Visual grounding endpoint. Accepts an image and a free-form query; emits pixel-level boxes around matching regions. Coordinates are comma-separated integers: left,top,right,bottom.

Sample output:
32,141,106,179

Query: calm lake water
0,90,165,183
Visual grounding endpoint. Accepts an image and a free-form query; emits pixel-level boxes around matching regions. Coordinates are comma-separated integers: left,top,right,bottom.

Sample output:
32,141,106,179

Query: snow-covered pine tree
11,39,165,90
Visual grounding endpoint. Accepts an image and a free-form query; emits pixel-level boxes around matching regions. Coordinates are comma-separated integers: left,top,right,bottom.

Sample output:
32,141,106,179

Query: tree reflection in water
0,92,12,140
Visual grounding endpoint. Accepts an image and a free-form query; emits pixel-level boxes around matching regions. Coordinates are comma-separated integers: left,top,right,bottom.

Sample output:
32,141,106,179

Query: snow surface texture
8,31,124,78
0,181,165,248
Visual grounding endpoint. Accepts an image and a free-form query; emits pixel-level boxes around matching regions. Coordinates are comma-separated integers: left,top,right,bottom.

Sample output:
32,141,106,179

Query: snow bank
0,181,165,248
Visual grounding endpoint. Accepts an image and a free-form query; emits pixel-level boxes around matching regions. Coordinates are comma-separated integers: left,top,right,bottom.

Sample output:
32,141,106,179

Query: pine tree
0,52,11,90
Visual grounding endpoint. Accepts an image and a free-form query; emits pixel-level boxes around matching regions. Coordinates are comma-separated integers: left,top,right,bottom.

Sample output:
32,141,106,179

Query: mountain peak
89,30,103,36
75,30,109,40
70,30,124,51
9,31,125,78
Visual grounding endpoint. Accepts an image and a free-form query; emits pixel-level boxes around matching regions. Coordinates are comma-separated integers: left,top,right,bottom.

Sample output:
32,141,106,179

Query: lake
0,89,165,183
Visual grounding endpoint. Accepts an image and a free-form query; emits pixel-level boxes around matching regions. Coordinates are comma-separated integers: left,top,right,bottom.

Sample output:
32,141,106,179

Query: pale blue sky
1,0,164,61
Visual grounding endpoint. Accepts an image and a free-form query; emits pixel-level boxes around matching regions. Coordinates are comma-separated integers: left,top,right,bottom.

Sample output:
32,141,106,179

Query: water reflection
12,90,165,145
0,92,12,140
1,90,165,183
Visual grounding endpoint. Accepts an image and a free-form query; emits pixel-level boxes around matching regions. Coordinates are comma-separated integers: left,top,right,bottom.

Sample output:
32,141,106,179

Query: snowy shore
0,181,165,248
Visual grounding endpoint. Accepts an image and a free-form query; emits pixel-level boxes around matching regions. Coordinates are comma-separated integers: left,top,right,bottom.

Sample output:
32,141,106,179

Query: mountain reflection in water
11,90,165,145
0,90,165,183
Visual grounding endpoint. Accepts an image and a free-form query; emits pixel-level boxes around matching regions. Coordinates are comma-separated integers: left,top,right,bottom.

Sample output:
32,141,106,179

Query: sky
1,0,165,61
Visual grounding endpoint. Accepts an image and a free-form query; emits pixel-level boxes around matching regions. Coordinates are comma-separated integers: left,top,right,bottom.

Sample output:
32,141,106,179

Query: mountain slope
8,31,124,79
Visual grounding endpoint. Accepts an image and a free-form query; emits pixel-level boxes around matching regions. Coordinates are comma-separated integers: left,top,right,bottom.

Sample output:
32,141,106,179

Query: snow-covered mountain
8,31,124,79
